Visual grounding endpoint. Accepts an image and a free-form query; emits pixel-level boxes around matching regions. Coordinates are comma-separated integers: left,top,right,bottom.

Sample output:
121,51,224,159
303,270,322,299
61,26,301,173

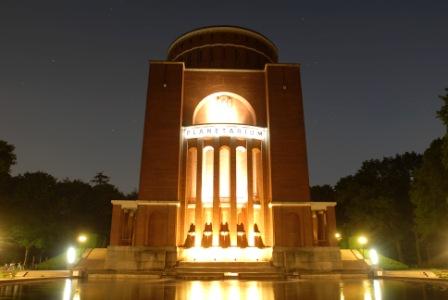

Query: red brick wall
182,70,267,127
266,64,310,203
138,62,184,201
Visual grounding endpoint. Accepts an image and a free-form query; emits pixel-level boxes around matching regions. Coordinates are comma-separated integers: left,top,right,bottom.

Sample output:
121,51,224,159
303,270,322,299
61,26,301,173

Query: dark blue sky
1,0,447,192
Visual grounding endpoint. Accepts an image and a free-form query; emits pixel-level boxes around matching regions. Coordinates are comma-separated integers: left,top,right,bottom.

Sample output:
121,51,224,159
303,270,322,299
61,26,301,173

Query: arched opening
219,146,230,202
186,147,197,203
201,146,214,205
193,92,256,125
236,146,248,204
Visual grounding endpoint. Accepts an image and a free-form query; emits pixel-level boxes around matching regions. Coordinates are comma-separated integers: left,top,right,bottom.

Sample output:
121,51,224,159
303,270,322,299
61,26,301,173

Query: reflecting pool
1,278,448,299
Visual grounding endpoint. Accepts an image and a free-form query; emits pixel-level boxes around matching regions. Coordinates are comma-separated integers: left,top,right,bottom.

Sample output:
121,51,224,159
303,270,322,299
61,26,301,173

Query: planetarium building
105,26,341,273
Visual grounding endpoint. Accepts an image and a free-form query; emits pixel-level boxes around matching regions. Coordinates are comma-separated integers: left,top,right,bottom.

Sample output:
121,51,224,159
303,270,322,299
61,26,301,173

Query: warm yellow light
335,232,342,240
194,233,201,248
363,280,373,300
179,246,272,262
63,279,72,300
369,248,379,265
66,246,76,265
77,235,87,243
358,236,368,246
373,280,382,300
219,146,230,200
208,94,238,124
236,146,248,204
202,146,214,204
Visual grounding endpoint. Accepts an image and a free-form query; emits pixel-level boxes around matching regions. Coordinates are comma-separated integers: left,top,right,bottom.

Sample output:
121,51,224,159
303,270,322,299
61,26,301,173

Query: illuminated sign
183,124,267,140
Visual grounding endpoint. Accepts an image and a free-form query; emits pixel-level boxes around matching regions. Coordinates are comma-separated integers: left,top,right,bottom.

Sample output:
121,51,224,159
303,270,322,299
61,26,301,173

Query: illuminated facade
107,26,341,272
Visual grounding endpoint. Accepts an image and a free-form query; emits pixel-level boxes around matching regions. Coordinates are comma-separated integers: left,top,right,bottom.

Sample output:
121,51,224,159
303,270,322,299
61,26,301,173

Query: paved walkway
0,270,70,284
378,269,440,280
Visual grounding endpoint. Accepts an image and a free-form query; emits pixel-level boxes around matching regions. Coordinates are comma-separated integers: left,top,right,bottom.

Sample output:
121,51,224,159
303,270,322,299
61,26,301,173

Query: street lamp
334,232,342,241
369,248,379,266
77,234,87,244
357,235,368,258
66,246,76,265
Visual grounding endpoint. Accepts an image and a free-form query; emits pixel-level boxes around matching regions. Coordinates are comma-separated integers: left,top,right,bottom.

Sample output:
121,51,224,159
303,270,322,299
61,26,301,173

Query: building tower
107,26,341,271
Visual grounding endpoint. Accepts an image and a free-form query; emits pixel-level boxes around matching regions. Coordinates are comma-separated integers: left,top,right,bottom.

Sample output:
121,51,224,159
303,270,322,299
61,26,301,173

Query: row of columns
180,136,271,247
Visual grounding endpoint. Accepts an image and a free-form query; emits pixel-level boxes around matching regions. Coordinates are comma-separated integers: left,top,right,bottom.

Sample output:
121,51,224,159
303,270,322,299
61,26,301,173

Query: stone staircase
172,261,284,279
340,249,370,273
75,248,107,272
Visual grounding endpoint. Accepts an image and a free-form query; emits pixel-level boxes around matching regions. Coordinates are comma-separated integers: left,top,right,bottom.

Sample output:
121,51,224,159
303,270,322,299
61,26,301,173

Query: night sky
1,1,447,193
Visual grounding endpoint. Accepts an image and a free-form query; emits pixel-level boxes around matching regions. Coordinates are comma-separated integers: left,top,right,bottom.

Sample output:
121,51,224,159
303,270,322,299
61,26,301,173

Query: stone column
230,140,237,246
326,206,337,246
317,210,326,246
246,140,254,246
255,142,265,242
261,141,272,245
110,204,122,246
195,139,203,246
212,138,220,246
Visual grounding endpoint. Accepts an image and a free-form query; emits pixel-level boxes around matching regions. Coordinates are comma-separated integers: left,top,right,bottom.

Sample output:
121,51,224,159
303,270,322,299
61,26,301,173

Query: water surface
1,278,448,299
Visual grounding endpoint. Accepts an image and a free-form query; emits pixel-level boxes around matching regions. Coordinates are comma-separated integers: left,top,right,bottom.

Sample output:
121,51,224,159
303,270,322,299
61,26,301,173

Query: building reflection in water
177,280,273,300
339,279,383,300
2,278,448,299
373,280,382,300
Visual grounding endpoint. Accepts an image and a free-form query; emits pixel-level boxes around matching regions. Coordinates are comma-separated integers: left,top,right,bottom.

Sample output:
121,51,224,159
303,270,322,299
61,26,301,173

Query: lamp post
357,236,368,259
335,232,342,242
66,246,76,266
77,234,87,244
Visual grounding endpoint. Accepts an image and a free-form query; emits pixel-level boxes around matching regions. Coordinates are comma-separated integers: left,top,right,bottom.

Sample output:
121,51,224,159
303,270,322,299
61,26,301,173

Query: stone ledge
272,247,343,272
105,246,177,271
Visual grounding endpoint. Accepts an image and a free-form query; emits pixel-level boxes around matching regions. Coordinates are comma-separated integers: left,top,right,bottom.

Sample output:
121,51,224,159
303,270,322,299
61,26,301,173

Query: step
177,261,272,268
174,270,284,280
173,261,284,279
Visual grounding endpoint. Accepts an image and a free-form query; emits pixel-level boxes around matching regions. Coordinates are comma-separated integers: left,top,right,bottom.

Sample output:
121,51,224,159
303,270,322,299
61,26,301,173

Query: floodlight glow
369,248,379,265
63,279,72,300
66,246,76,265
179,246,272,262
77,234,87,243
335,232,342,240
358,236,368,246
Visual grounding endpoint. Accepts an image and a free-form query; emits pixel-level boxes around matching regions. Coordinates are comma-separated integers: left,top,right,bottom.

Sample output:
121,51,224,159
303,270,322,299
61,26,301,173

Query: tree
8,172,58,265
125,190,138,200
436,88,448,168
335,152,422,263
310,185,335,202
90,172,110,186
0,140,16,174
90,182,124,244
10,222,45,266
410,139,448,265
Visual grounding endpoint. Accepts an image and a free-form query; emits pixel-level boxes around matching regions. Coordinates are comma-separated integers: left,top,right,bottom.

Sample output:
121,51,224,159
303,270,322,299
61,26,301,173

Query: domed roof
167,26,278,70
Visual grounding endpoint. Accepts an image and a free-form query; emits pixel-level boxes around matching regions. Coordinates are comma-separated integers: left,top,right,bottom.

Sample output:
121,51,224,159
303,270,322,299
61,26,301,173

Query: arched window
193,92,256,125
201,146,214,205
186,147,197,202
236,146,248,204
